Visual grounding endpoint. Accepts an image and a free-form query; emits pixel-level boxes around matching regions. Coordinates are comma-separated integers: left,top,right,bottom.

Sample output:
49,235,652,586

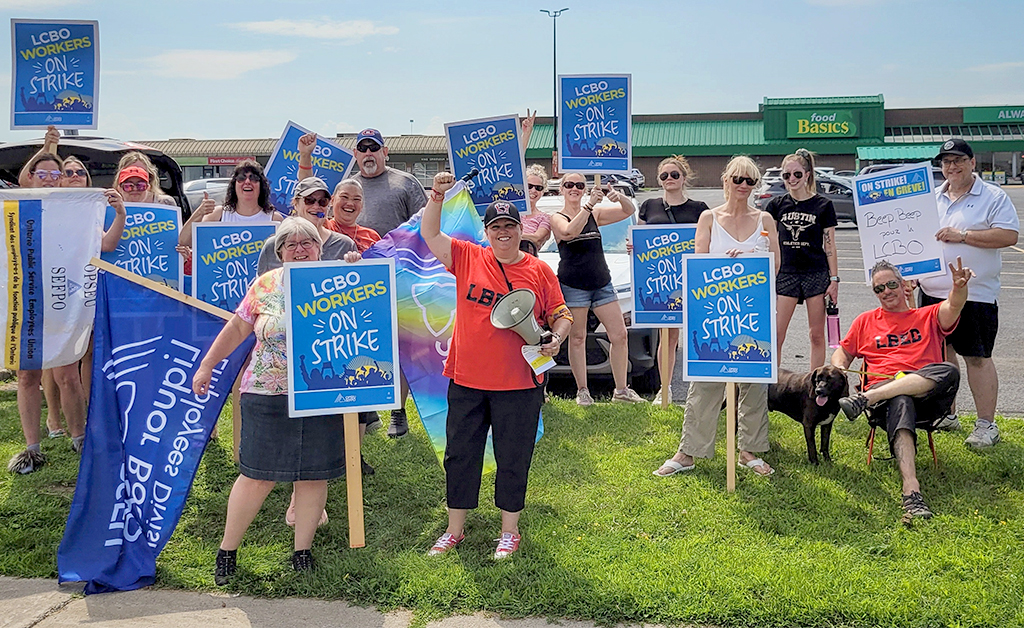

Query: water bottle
826,296,841,348
754,229,770,252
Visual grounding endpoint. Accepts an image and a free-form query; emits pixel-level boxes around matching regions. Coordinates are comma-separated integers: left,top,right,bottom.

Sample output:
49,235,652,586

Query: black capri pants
444,381,545,512
870,363,960,453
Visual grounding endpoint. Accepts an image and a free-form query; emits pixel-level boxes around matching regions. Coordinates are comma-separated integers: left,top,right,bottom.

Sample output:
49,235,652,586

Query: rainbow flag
364,182,541,468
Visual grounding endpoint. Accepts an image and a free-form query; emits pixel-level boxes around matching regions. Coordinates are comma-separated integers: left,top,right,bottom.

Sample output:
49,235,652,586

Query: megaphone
490,288,551,346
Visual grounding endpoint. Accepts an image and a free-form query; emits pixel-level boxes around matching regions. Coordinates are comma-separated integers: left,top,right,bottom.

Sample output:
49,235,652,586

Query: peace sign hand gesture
949,256,974,289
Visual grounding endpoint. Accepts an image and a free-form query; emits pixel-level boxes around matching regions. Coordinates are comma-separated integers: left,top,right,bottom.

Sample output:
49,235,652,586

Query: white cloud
232,19,398,42
969,61,1024,73
145,49,297,79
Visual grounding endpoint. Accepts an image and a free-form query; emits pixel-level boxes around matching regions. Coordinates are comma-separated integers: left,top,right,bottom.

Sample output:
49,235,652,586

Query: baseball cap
937,138,974,159
293,177,330,199
117,166,150,185
483,200,521,227
356,128,385,147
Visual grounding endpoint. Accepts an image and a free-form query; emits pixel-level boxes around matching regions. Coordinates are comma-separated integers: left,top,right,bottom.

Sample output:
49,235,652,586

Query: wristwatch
960,229,968,243
829,276,840,283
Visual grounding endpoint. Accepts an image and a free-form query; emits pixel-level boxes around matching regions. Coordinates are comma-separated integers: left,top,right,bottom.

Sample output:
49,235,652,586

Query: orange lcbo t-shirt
443,238,566,391
839,303,956,390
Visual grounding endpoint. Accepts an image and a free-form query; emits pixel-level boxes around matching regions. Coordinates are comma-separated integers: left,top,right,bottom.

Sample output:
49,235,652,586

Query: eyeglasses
872,280,901,294
781,171,804,180
562,181,586,190
283,240,318,251
732,176,759,186
940,156,969,167
63,168,87,178
34,170,61,181
527,183,545,192
235,173,260,183
302,195,330,207
120,181,149,192
356,143,382,153
659,171,682,181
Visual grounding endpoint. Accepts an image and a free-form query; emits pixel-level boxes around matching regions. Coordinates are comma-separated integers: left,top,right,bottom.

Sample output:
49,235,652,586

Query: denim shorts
560,280,618,308
239,393,346,482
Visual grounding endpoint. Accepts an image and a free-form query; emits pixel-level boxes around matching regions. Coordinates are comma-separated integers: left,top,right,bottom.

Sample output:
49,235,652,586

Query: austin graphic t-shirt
766,194,837,274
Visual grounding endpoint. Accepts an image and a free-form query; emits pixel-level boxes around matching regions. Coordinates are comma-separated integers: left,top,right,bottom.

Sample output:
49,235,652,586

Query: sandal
738,458,775,476
653,459,695,477
285,502,328,527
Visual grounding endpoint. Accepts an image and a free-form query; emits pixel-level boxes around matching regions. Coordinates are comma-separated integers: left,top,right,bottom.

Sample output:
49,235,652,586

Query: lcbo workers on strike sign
630,224,697,327
445,115,528,216
558,74,631,174
192,223,276,312
11,20,99,129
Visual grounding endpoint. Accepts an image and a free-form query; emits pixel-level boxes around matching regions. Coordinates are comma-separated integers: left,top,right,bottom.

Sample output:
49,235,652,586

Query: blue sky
2,0,1023,142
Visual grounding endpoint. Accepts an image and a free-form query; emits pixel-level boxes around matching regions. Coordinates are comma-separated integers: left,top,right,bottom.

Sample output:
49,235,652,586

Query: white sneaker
576,388,595,406
965,420,1000,449
933,414,961,432
652,386,672,405
612,387,646,404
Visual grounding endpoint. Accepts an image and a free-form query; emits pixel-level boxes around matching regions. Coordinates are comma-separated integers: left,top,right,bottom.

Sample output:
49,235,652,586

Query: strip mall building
140,95,1024,187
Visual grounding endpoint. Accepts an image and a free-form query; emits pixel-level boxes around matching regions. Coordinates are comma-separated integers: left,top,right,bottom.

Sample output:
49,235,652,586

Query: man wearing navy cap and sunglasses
918,138,1020,448
352,128,428,438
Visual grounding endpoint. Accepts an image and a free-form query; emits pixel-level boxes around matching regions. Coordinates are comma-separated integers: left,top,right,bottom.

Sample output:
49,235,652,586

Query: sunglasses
63,168,88,178
659,171,682,181
781,171,804,180
120,181,149,192
302,195,330,208
527,183,545,192
236,173,261,183
356,143,382,153
34,169,61,181
562,181,586,190
732,176,759,186
872,280,902,294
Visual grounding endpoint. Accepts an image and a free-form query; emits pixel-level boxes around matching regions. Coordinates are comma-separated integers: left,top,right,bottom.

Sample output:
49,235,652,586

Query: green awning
856,144,941,161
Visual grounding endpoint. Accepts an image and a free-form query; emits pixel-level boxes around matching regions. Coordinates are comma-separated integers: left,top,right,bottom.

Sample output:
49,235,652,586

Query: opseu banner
285,259,400,417
629,224,697,327
102,203,182,290
682,254,777,383
852,162,944,282
1,188,105,370
192,223,276,312
445,114,527,216
10,19,99,130
58,266,253,594
264,121,354,216
558,74,631,174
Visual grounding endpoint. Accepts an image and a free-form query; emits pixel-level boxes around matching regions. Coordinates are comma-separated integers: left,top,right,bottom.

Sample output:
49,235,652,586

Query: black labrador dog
768,365,849,464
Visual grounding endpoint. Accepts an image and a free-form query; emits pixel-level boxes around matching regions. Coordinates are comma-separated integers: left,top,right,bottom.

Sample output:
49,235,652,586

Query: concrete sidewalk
1,576,663,628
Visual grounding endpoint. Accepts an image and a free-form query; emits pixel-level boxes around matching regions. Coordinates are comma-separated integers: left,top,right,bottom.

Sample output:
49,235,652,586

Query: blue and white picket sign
102,203,182,291
264,120,354,216
57,265,254,594
285,259,400,416
629,224,698,327
445,114,527,215
682,254,777,383
852,161,944,282
557,74,631,174
192,223,277,312
11,19,99,129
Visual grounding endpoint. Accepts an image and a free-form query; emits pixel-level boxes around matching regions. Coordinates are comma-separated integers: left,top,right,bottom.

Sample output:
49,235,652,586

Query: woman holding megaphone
420,171,572,560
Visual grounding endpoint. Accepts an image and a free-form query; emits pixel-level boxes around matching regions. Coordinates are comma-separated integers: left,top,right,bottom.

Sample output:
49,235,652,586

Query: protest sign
285,259,400,417
264,121,354,216
58,262,253,594
852,162,944,281
10,19,99,129
630,224,697,327
102,203,182,291
1,188,105,370
192,223,276,311
558,74,631,174
445,114,528,215
682,254,777,383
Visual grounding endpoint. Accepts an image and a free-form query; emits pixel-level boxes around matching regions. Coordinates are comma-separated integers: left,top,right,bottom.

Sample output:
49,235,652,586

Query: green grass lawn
1,387,1023,627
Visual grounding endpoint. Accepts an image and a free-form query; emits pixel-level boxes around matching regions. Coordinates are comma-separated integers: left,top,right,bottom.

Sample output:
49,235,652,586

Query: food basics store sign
786,110,859,138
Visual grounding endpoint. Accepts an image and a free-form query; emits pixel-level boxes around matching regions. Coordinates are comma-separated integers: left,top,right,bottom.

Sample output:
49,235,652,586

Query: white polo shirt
919,174,1020,304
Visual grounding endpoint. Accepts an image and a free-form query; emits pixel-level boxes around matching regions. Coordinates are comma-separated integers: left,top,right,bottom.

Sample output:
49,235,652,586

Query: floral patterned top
236,268,288,395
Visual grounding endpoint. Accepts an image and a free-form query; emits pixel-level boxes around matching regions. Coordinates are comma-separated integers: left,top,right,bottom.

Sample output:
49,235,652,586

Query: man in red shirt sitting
831,258,972,520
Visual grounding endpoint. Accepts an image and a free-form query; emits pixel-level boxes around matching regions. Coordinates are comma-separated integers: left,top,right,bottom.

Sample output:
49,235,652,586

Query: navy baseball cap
356,128,384,146
483,201,521,227
937,138,974,159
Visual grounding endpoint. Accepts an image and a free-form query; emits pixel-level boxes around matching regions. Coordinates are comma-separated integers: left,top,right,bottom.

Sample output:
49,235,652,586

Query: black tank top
556,211,611,290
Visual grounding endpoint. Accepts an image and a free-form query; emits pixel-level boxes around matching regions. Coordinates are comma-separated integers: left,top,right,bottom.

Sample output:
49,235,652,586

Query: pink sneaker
427,532,465,556
493,532,521,560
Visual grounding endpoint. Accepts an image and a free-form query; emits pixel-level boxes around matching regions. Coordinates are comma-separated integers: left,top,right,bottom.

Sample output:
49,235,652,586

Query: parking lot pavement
641,187,1024,417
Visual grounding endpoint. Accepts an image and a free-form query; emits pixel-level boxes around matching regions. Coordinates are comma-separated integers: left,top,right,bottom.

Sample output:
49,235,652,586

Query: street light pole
540,7,568,174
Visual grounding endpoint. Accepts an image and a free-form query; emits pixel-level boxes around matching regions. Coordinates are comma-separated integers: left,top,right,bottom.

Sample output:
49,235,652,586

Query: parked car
0,136,188,216
754,174,857,223
535,185,660,392
859,163,945,188
184,177,231,212
601,173,636,190
628,167,645,188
